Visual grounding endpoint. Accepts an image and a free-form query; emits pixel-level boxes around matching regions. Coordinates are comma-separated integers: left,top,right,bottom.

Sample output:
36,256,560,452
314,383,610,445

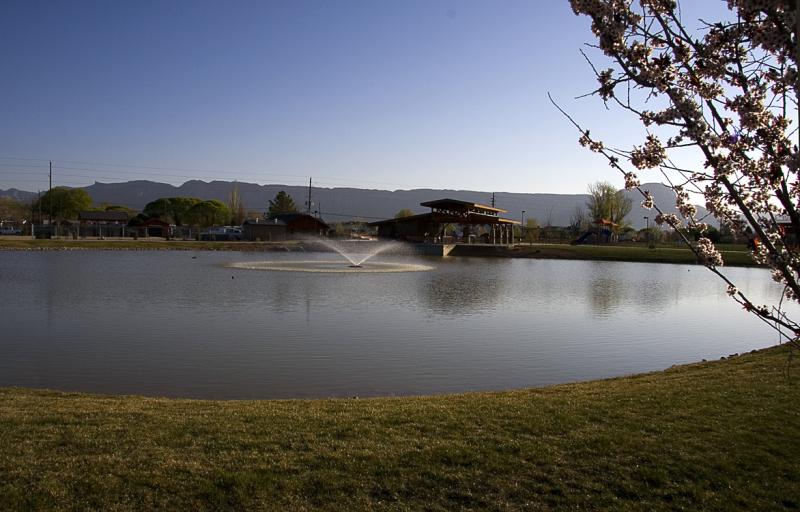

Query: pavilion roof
419,198,507,215
368,211,519,227
593,218,619,227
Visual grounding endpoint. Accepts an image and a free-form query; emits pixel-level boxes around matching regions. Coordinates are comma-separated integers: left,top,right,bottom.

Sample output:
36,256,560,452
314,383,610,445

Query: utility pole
48,161,52,226
491,192,495,208
307,177,312,214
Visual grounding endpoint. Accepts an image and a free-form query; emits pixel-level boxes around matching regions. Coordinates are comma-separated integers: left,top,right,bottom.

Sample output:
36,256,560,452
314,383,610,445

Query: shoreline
0,346,773,402
1,345,796,509
0,238,761,266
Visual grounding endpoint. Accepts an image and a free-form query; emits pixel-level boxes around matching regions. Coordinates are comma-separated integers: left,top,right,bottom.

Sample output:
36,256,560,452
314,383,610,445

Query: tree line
1,186,304,228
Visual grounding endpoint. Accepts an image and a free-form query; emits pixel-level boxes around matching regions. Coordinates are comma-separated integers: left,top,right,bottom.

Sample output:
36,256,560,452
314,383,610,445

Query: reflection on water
588,276,625,315
585,262,681,315
422,259,508,316
0,250,793,399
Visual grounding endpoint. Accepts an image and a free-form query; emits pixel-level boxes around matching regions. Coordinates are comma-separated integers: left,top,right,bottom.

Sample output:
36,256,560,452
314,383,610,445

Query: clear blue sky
0,1,726,194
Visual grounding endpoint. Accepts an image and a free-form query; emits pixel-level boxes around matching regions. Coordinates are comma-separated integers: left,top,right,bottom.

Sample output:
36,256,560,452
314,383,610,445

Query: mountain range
0,180,713,230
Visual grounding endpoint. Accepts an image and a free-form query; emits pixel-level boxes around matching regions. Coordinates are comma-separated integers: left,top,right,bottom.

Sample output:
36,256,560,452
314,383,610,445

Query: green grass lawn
0,238,295,252
512,243,758,266
1,346,797,510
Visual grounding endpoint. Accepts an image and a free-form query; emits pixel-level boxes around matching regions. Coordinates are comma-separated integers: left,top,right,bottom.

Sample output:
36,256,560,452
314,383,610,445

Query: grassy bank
0,238,301,252
1,347,797,510
510,243,758,267
1,238,760,267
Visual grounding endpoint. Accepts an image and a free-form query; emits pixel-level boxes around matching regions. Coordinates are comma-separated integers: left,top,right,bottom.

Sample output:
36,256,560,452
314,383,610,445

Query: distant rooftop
244,218,287,226
266,213,330,229
78,210,129,222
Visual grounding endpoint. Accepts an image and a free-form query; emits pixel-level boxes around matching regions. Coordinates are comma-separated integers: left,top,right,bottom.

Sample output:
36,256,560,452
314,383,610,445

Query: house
242,219,287,241
77,210,131,237
272,213,329,236
130,218,172,238
243,214,330,241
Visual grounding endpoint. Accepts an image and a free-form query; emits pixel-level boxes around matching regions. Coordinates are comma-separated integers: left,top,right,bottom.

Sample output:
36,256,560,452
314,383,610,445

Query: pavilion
369,198,520,244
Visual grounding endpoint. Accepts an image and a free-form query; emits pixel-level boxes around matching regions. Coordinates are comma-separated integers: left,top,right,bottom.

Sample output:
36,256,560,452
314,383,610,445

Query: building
243,218,288,241
369,198,519,244
77,210,131,237
131,218,172,238
243,213,330,241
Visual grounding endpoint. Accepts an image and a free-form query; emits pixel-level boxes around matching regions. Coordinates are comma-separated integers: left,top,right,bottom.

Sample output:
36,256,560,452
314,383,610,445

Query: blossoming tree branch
555,0,799,347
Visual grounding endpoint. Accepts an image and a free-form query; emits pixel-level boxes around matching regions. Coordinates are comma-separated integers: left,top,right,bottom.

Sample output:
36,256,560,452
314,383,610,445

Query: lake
0,249,790,399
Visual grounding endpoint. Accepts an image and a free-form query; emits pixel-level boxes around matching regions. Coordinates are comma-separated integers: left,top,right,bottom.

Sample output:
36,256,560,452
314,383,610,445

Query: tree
524,218,541,243
268,191,298,216
168,197,201,225
559,1,800,346
228,182,246,225
185,200,231,228
586,181,632,230
0,197,29,223
143,197,201,225
569,206,590,235
96,203,135,219
33,187,92,220
638,226,663,244
395,208,414,218
142,198,172,221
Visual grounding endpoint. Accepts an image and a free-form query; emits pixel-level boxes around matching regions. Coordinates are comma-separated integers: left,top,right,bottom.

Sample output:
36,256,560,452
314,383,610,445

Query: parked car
200,226,242,241
0,226,22,235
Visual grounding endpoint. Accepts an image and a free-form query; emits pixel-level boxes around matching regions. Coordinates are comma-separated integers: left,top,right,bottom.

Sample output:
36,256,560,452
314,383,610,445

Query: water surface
0,250,790,398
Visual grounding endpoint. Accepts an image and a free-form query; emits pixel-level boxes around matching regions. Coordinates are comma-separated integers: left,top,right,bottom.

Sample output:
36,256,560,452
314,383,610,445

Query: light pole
521,210,526,245
644,216,649,245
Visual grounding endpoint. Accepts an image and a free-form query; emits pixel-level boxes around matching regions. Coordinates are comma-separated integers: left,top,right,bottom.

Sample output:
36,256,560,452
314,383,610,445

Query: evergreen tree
268,191,298,216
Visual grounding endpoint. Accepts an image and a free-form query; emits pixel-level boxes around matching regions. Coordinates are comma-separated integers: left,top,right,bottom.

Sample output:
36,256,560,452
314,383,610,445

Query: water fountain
315,238,401,267
227,238,434,273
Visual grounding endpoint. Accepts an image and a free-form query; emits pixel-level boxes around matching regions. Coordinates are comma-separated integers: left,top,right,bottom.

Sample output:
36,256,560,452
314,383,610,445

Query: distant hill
0,188,38,203
0,181,714,230
622,183,718,229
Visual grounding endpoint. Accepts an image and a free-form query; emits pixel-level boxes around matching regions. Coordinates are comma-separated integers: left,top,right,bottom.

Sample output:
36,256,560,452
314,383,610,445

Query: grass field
0,238,295,252
510,243,757,266
1,346,797,510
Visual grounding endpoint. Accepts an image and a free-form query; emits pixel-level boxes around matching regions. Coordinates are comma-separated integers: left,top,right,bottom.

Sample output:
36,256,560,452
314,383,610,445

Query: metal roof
419,198,507,214
78,210,130,222
244,218,287,226
267,213,330,229
368,211,519,226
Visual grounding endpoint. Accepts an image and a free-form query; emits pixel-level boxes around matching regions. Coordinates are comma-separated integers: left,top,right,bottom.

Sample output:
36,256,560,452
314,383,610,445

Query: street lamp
521,210,526,245
644,216,649,245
